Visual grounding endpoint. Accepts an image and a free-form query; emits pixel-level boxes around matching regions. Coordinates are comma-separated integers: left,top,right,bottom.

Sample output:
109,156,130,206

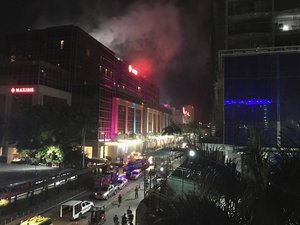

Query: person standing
113,214,119,225
127,206,132,215
121,213,127,225
135,185,139,199
128,212,134,224
118,194,122,207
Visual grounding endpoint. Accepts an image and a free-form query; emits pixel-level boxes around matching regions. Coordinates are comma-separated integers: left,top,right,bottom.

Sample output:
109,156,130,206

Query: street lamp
81,127,86,169
189,149,195,157
182,149,196,196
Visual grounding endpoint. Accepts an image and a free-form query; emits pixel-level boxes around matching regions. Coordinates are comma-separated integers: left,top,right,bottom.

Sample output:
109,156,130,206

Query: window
118,105,126,134
86,48,90,57
10,55,16,63
128,108,134,134
60,40,64,50
136,109,141,133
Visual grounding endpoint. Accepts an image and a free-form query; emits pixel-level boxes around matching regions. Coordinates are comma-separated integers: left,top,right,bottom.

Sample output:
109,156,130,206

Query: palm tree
162,122,182,136
198,133,300,225
142,132,300,225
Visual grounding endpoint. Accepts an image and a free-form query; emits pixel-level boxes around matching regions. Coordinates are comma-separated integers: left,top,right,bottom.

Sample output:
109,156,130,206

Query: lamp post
181,149,195,196
81,127,86,169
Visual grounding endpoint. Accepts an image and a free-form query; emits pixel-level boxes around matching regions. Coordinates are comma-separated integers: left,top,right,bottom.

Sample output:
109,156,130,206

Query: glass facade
118,105,126,134
128,107,134,134
224,52,300,146
136,109,141,133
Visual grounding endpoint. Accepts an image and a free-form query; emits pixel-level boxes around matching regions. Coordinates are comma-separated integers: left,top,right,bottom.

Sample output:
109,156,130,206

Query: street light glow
189,150,195,157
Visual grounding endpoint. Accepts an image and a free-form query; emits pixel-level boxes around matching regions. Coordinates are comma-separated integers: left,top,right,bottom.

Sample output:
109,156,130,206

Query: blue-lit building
219,47,300,147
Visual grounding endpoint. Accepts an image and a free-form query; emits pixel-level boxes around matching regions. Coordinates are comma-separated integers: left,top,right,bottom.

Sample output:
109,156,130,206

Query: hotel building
0,25,172,162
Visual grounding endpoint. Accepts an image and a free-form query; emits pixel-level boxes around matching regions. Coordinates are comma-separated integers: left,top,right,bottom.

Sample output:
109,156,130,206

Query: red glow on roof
131,58,152,78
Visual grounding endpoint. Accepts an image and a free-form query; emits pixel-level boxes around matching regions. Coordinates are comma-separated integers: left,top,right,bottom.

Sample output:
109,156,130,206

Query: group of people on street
113,206,134,225
113,185,139,224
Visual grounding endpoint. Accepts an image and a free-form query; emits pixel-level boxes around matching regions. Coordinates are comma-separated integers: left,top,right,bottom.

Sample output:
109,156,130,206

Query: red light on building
11,87,35,94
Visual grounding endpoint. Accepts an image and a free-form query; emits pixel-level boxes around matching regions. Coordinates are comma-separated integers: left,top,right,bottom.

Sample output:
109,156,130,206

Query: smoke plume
90,1,182,81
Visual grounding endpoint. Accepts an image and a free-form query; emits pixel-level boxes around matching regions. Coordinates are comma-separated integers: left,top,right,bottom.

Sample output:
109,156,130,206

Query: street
6,176,145,225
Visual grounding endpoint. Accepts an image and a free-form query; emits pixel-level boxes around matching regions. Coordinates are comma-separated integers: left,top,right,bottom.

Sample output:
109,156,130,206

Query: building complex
0,25,173,162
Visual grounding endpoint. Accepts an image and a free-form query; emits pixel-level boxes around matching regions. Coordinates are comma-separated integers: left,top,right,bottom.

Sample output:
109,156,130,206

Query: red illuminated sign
11,87,35,94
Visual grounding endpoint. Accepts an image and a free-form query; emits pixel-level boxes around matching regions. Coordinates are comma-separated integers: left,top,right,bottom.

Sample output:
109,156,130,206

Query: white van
60,200,94,220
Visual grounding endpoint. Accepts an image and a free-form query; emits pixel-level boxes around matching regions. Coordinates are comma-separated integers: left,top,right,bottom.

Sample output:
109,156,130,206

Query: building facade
0,25,172,162
212,1,300,144
219,47,300,147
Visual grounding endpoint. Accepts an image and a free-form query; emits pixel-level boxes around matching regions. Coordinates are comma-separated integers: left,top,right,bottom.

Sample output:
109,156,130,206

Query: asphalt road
9,178,144,225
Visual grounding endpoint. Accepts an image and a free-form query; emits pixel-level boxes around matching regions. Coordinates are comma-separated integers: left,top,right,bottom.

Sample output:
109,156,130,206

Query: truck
60,200,94,220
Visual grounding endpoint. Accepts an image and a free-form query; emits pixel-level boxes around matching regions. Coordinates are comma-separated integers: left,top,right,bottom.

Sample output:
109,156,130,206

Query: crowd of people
113,206,134,225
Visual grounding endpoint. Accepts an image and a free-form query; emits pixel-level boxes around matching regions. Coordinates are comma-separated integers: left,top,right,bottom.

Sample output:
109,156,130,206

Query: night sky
1,0,212,122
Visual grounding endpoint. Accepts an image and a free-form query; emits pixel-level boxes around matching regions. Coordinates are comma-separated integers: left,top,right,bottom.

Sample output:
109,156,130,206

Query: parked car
130,169,143,180
60,200,94,220
114,176,128,189
94,184,118,200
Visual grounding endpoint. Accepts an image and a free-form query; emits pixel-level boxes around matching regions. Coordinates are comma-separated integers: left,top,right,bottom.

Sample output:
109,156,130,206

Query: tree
11,103,97,166
146,133,300,225
162,122,182,136
197,134,300,225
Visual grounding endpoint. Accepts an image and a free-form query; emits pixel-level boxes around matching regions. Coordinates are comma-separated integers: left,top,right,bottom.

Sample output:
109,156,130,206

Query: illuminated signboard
11,87,35,94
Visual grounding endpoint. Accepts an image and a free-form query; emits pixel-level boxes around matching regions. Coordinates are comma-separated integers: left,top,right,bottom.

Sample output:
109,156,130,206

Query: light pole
81,127,86,169
181,149,195,196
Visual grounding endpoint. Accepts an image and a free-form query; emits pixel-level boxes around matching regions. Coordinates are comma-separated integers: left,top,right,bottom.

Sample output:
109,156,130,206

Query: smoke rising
90,1,182,81
1,0,212,121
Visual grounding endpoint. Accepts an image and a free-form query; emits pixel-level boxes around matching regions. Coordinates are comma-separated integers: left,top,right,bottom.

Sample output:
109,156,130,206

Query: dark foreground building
212,1,300,144
219,47,300,146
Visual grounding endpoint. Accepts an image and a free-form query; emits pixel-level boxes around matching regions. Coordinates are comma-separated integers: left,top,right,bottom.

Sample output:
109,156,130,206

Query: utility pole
82,127,86,169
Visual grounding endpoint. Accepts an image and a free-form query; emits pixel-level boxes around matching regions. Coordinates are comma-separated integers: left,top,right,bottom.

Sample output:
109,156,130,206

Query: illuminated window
10,55,16,63
138,86,141,91
86,48,90,57
60,40,64,50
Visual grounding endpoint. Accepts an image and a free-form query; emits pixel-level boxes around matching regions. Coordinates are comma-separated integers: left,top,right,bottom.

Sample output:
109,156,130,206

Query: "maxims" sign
10,87,35,94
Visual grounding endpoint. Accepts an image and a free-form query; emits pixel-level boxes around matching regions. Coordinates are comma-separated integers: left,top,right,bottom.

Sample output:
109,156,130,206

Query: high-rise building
212,1,300,145
0,25,172,161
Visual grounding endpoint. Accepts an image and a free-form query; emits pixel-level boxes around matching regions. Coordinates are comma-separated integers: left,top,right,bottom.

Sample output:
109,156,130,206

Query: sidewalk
104,183,144,225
